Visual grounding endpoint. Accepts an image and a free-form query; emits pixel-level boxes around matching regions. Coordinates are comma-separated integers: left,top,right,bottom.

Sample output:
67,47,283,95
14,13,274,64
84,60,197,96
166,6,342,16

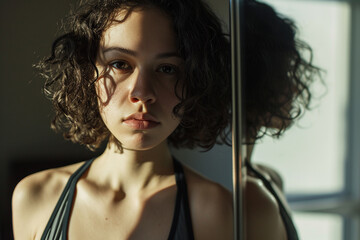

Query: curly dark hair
36,0,231,151
243,0,322,142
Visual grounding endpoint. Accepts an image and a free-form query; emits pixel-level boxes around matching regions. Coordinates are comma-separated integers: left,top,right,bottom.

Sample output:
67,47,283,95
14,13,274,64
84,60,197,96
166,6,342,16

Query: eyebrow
102,47,182,59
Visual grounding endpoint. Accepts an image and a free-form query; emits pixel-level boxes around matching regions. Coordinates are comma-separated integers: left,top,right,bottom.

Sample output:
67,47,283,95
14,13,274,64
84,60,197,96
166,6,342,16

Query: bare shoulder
251,163,284,191
12,161,84,240
245,175,287,240
182,164,233,240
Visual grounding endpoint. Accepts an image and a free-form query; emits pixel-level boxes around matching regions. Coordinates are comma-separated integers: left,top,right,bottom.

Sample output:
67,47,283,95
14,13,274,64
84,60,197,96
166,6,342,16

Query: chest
67,187,177,240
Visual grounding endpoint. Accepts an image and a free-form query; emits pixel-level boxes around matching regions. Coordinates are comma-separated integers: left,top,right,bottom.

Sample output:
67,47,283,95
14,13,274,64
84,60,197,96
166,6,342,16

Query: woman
12,0,320,239
12,0,233,239
242,1,321,240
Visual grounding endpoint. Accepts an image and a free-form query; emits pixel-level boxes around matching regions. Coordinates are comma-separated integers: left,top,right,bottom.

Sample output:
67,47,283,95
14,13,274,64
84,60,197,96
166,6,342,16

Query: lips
123,113,160,130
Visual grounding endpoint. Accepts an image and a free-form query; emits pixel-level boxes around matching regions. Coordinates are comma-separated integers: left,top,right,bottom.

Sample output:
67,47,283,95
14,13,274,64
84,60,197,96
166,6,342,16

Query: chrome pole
230,0,245,239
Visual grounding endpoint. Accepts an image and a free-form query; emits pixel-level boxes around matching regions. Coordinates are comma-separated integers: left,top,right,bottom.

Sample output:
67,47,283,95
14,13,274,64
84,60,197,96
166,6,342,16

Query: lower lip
123,119,159,130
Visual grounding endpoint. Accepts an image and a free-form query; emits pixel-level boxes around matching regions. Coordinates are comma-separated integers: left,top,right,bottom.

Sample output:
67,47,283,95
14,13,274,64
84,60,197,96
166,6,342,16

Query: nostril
130,97,140,103
146,98,155,104
129,95,155,104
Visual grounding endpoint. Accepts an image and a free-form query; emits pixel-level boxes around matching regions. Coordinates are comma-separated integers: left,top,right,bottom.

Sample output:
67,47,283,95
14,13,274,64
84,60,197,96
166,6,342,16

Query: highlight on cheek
95,74,117,106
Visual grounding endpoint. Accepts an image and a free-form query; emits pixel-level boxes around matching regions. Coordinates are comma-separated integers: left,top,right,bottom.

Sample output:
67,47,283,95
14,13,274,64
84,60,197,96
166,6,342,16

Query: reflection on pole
230,0,245,239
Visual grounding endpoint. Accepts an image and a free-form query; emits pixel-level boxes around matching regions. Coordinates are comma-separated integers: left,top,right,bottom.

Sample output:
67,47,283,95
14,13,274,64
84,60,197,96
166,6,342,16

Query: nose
128,69,156,104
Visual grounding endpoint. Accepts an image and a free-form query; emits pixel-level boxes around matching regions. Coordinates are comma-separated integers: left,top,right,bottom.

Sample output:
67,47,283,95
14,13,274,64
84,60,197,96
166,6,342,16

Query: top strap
167,158,195,240
41,158,95,240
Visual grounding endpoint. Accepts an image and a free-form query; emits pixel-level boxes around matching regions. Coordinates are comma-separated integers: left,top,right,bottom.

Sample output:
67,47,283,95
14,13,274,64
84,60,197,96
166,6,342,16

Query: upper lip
124,113,159,122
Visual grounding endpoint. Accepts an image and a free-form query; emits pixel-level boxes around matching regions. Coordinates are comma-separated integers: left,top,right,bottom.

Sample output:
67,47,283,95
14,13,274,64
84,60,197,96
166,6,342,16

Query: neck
90,140,175,195
245,136,256,162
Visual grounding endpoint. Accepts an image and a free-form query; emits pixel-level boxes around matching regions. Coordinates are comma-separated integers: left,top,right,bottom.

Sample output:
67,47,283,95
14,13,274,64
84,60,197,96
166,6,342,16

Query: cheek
161,78,182,101
95,76,118,105
161,89,181,114
165,83,183,120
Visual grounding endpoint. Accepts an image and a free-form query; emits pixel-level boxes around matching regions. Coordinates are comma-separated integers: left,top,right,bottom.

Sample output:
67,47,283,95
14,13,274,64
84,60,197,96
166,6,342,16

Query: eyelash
157,64,178,75
110,60,132,72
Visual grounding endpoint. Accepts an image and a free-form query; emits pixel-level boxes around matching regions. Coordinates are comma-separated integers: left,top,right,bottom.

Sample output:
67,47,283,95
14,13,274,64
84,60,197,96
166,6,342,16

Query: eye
157,65,178,75
110,60,132,72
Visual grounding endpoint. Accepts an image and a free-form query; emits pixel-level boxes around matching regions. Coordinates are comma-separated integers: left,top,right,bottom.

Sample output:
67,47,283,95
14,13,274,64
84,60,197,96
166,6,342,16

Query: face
95,7,183,151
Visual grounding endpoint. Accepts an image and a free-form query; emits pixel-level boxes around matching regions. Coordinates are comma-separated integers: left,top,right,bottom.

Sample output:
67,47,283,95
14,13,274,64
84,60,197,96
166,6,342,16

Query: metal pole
230,0,245,239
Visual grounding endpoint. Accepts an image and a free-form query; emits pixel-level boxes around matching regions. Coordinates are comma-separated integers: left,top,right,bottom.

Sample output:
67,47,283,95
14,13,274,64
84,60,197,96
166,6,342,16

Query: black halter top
40,158,195,240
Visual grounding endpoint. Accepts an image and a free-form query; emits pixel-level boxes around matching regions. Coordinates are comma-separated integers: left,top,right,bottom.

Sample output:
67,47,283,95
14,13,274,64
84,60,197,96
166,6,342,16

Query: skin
245,144,288,240
12,8,233,240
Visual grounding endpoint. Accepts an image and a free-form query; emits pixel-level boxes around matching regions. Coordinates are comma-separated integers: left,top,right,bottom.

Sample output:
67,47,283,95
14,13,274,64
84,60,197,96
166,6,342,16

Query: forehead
100,7,178,53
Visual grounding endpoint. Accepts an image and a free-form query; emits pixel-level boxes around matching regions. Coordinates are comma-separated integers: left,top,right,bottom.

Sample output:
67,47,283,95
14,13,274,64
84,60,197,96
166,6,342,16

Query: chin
122,142,165,152
114,135,168,152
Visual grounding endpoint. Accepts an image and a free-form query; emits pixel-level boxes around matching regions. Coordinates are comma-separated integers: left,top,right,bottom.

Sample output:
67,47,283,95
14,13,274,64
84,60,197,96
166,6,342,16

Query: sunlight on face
95,7,184,151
